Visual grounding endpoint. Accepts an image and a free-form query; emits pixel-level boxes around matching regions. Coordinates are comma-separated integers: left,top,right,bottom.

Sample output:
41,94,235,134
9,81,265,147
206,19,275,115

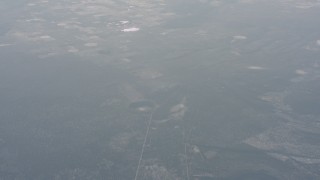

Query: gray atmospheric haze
1,0,320,179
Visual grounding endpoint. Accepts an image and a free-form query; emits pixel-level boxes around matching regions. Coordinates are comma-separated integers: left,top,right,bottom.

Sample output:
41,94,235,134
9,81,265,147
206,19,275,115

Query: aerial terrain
0,0,320,179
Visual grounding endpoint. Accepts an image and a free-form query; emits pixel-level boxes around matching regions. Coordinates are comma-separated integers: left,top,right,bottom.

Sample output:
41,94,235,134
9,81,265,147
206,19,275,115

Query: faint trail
182,116,190,180
134,111,154,180
184,142,190,180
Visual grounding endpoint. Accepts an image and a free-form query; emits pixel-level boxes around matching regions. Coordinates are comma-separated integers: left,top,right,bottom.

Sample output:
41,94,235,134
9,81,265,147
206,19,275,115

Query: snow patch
121,27,140,32
247,66,265,70
295,69,307,75
84,43,98,47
